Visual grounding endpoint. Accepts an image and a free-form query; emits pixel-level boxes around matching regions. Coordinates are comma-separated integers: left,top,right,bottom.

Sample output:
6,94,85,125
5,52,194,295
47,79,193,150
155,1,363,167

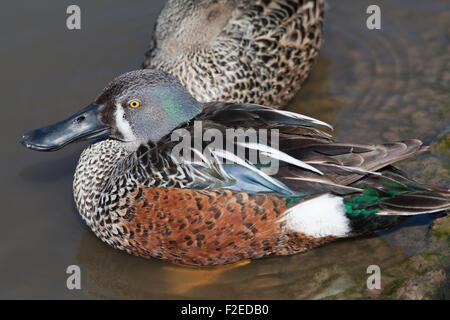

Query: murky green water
1,0,448,299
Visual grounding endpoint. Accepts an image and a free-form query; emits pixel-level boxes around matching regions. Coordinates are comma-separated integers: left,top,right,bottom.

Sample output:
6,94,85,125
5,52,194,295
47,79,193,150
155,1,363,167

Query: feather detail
279,194,350,237
263,108,334,130
236,141,324,175
211,148,293,195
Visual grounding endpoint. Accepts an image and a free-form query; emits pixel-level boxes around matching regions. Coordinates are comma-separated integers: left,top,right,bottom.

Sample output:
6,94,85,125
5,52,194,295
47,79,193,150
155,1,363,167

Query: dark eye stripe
99,102,116,126
98,102,125,140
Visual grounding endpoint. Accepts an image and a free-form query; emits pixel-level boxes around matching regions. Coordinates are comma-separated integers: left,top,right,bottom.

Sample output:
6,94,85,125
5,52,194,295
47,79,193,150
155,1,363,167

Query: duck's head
149,0,234,59
20,69,203,152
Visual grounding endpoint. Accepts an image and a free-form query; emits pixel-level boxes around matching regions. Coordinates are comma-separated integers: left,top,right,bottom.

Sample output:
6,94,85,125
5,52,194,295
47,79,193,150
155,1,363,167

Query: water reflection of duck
143,0,325,107
21,69,450,266
76,230,409,299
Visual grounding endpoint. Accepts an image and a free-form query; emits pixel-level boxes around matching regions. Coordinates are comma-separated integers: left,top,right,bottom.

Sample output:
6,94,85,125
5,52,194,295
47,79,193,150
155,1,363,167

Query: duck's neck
72,139,196,244
73,139,132,242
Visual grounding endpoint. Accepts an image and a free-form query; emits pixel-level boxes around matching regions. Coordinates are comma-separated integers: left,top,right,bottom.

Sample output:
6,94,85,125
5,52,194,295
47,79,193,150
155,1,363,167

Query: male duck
143,0,325,106
21,70,449,266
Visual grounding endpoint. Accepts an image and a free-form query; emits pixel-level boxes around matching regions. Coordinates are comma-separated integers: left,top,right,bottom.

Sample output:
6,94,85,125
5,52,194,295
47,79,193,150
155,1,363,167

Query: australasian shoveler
20,70,450,266
143,0,324,107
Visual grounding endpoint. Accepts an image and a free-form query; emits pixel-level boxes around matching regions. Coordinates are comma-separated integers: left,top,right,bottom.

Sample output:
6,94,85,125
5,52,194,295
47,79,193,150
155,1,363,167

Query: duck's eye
128,100,141,108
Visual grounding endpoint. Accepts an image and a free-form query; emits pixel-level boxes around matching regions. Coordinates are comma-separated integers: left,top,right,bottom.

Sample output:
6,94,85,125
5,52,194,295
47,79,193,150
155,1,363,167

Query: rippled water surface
1,0,448,299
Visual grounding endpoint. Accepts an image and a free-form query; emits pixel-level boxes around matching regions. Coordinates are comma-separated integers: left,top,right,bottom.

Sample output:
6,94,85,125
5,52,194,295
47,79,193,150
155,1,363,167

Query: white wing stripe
237,141,324,175
270,109,334,130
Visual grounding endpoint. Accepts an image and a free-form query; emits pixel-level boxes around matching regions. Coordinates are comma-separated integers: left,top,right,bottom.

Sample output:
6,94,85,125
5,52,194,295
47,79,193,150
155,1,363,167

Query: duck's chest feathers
73,140,130,246
72,140,195,248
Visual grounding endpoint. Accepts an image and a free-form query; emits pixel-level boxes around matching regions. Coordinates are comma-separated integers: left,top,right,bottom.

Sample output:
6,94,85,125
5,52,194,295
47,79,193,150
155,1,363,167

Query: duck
20,70,450,266
142,0,325,107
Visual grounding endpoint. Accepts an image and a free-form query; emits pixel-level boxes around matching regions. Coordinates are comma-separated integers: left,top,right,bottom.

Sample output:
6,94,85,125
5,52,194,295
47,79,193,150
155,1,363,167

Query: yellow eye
128,100,141,108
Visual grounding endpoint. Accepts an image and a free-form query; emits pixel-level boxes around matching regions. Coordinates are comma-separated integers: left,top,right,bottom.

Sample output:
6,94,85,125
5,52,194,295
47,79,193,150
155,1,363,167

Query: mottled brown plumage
143,0,325,106
121,187,334,265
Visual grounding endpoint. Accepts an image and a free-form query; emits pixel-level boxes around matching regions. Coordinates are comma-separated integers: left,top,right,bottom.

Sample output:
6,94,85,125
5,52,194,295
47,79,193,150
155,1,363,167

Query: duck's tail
343,168,450,235
279,166,449,238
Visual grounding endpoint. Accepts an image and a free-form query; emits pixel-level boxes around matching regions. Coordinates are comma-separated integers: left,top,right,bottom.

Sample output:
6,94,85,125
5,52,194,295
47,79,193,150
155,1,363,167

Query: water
1,0,448,299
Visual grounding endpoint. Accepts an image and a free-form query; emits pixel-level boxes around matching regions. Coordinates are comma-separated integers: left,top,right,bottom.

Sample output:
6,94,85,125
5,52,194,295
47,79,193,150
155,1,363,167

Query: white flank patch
115,104,136,142
279,194,350,237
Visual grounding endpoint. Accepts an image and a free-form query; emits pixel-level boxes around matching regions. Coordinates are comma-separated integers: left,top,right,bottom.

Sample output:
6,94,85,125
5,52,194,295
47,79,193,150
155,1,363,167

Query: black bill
20,103,111,152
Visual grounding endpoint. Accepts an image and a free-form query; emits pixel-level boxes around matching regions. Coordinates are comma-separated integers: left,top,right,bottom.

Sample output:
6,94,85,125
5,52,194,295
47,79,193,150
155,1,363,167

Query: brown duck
143,0,325,106
20,70,450,266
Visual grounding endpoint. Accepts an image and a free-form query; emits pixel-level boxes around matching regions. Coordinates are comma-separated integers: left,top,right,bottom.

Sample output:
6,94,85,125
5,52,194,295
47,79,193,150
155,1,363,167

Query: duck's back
143,0,325,107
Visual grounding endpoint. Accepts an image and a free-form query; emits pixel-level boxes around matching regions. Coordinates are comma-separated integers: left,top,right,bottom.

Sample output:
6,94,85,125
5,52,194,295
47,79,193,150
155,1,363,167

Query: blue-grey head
20,69,203,152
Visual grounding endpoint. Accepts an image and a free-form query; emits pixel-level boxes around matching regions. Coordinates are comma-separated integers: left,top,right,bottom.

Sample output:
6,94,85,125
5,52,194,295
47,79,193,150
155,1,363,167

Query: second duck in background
143,0,325,107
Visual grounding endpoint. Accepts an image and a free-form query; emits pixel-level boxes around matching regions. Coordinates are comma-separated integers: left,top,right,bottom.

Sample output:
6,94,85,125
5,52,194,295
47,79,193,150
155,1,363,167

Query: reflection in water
77,231,409,299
